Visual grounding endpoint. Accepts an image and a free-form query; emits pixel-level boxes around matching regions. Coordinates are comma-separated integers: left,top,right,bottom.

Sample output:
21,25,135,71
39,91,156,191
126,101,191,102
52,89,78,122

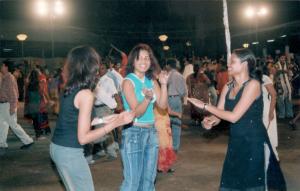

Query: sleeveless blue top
122,73,155,124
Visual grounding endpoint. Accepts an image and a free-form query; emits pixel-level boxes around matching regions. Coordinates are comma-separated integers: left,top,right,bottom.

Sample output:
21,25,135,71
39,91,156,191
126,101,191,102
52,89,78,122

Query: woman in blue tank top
188,49,286,191
50,46,134,191
120,44,169,191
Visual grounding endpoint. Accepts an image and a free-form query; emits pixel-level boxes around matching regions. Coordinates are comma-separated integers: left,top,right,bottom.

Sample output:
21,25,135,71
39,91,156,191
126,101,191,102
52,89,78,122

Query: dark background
1,0,300,59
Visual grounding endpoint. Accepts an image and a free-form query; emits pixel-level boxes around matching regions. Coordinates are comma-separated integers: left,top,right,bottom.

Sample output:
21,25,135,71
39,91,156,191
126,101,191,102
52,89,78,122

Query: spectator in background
182,57,193,105
36,65,51,135
0,60,34,155
205,62,218,105
13,67,24,101
165,58,187,153
259,67,280,160
274,55,294,119
216,62,229,96
152,67,177,173
187,64,210,123
27,69,44,139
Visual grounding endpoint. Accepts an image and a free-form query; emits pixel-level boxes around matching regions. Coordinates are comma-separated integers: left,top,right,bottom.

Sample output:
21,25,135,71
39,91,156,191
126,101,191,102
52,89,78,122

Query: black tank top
52,88,82,148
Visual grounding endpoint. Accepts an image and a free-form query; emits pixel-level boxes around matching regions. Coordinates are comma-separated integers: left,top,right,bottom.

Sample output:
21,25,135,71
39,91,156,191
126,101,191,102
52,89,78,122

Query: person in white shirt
84,62,121,163
182,58,194,105
107,57,124,93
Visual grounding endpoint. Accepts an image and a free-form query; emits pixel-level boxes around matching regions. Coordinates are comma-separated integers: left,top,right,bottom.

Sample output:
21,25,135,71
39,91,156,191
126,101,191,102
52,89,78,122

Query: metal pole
223,0,231,64
51,16,55,58
21,41,24,57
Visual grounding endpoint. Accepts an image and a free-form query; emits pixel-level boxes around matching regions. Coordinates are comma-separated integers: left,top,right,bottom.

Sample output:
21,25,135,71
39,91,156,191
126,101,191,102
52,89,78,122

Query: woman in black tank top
188,49,286,191
50,46,134,191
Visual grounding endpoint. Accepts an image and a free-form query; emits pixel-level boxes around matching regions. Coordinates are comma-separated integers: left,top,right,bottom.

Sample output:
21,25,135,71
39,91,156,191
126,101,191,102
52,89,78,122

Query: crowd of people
1,44,299,190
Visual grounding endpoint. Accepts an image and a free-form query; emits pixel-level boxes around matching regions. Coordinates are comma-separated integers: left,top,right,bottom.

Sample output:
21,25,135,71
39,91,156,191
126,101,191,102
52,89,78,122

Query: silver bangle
203,103,208,110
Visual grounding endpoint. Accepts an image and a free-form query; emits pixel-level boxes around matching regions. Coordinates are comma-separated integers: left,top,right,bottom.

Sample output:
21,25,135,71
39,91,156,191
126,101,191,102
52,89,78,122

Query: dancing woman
188,49,286,191
50,46,134,191
120,44,168,191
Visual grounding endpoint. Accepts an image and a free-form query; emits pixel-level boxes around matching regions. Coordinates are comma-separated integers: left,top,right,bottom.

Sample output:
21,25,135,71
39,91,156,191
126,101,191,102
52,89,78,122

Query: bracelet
203,103,208,111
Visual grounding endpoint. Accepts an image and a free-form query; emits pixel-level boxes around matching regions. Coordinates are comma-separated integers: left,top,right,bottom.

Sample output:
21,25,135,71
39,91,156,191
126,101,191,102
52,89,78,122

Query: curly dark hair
64,46,100,96
126,43,160,80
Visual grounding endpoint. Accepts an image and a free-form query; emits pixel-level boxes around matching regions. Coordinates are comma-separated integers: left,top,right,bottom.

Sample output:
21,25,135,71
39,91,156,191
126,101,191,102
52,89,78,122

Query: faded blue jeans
277,95,294,118
120,126,159,191
168,96,183,152
50,143,94,191
170,116,182,152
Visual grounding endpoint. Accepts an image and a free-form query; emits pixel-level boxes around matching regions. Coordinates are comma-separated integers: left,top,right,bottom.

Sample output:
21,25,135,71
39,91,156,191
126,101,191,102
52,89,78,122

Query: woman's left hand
187,97,204,109
158,71,169,85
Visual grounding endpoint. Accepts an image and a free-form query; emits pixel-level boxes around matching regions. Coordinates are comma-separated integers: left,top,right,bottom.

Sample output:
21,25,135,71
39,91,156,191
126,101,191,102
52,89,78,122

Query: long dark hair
232,48,262,83
28,69,39,91
64,46,100,96
126,43,160,80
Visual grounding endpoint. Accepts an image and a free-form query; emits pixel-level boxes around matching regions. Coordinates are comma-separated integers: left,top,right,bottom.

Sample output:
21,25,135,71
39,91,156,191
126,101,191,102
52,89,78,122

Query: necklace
230,79,250,99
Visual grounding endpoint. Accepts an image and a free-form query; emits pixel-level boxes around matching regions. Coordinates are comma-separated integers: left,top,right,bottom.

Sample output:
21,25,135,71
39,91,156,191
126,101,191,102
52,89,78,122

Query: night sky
1,0,300,58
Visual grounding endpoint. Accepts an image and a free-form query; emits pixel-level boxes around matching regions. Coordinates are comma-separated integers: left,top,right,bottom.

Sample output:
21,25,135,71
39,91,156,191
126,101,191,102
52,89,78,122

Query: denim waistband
123,123,155,130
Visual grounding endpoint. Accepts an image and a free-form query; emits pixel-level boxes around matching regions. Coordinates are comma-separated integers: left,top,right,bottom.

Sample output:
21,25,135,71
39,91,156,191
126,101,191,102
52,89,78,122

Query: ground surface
0,104,299,191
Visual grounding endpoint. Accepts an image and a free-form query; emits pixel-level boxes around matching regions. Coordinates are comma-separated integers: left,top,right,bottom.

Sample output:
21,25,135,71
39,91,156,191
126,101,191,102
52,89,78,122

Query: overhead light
163,45,170,51
36,0,49,17
252,42,259,45
54,0,64,15
243,43,249,48
280,35,287,38
186,41,192,47
158,34,168,42
257,7,268,17
245,6,255,18
16,34,28,41
267,39,275,43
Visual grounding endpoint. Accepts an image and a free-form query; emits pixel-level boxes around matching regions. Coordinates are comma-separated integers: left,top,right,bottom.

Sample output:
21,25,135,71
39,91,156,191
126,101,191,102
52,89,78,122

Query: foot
0,147,8,156
167,168,175,173
105,155,117,162
20,142,34,149
289,121,296,130
85,155,95,165
95,150,106,157
36,136,46,141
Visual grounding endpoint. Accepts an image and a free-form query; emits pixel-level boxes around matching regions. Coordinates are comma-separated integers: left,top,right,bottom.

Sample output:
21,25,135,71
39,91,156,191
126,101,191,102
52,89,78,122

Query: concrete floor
0,105,299,191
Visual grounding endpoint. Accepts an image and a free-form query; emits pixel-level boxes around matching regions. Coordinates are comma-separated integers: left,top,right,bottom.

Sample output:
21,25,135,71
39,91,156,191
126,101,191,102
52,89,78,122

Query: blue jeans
277,95,294,118
120,126,159,191
50,143,94,191
168,96,183,152
170,116,182,152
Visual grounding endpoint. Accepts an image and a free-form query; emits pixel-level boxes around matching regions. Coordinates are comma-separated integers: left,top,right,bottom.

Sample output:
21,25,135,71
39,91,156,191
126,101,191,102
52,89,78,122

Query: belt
123,122,154,130
133,122,153,128
94,104,105,108
169,95,179,98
